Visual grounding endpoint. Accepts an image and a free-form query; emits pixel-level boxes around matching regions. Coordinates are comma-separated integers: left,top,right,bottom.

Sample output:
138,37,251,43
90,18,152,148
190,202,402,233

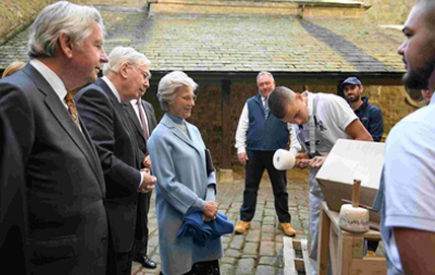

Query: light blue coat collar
161,113,202,155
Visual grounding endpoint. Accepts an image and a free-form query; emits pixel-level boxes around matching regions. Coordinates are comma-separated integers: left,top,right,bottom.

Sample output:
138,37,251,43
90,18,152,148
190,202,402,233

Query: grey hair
102,46,151,75
256,71,275,82
157,71,198,111
268,86,294,119
28,1,105,59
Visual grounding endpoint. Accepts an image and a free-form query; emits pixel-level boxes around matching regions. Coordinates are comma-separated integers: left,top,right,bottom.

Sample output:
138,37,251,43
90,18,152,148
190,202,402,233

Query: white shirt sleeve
384,119,435,233
327,96,358,131
235,103,249,154
287,123,301,155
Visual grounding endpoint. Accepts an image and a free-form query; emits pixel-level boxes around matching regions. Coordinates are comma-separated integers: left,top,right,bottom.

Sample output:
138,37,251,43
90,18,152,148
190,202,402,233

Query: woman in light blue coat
148,71,223,275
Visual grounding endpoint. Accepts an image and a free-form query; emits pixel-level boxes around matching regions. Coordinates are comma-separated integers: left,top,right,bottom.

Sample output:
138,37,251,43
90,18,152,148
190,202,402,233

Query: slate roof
0,6,405,74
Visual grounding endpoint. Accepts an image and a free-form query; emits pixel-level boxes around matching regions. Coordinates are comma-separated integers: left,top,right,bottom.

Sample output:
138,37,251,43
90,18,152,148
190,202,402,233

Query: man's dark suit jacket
0,63,109,274
125,100,157,168
0,97,27,275
125,99,157,256
75,78,142,254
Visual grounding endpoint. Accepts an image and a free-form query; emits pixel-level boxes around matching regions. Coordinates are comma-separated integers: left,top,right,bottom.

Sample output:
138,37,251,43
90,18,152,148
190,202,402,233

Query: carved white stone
338,204,370,233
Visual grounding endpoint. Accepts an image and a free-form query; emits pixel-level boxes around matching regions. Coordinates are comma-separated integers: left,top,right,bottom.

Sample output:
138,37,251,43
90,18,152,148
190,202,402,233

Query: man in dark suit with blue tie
75,46,157,275
0,2,113,274
124,69,158,269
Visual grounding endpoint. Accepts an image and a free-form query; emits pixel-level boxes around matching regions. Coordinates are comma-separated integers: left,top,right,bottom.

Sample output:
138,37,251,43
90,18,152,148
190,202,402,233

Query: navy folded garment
177,210,234,246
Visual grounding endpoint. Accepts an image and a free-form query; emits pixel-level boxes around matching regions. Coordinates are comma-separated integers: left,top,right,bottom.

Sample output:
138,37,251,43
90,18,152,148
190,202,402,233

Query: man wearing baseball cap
342,76,383,257
342,77,384,142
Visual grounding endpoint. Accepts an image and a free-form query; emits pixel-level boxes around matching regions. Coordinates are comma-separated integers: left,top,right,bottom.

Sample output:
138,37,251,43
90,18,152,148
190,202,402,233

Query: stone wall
363,0,418,25
1,0,418,44
144,75,418,178
149,0,368,18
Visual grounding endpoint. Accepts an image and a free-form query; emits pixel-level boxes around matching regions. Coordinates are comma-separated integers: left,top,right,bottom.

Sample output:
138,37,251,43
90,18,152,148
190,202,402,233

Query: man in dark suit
75,46,157,275
0,100,27,275
0,2,113,274
125,71,158,269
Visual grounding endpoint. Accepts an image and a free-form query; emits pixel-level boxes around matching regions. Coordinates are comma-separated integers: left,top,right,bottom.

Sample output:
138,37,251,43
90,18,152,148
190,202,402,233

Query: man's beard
403,51,435,90
347,95,360,103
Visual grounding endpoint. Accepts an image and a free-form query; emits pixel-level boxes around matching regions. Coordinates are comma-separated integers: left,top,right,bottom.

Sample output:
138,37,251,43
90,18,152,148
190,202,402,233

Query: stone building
0,0,423,177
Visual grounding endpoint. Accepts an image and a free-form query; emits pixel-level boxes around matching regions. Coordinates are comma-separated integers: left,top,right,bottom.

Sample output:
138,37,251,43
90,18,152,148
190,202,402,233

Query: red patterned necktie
64,92,81,129
137,100,149,140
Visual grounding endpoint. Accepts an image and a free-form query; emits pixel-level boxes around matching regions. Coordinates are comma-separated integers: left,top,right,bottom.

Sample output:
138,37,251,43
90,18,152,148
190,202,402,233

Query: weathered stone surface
246,230,261,242
261,232,274,242
220,264,236,275
236,258,256,275
225,249,242,258
255,265,276,275
243,242,259,255
260,241,275,256
230,235,245,250
259,256,278,266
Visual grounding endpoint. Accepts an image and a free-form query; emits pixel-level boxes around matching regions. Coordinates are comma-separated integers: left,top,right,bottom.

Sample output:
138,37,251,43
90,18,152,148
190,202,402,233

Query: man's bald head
416,0,435,29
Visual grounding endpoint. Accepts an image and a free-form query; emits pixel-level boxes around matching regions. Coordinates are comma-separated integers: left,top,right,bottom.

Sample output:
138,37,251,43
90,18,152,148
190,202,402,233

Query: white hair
157,71,198,111
28,1,105,58
102,46,150,75
256,71,275,82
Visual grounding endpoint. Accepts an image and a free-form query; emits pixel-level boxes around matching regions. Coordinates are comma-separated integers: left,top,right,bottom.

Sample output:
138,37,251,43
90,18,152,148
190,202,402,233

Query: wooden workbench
317,201,387,275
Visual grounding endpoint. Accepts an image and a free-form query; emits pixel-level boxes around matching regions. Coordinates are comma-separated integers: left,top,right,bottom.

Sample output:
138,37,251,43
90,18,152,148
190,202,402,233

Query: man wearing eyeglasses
75,46,157,275
124,71,158,270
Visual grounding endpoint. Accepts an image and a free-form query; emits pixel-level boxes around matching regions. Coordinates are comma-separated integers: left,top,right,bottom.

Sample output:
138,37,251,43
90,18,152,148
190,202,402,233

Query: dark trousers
132,191,152,258
240,150,291,223
115,252,132,275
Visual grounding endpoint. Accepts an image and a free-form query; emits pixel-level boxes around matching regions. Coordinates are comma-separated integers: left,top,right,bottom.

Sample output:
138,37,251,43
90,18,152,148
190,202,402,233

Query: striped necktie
264,97,270,120
137,100,149,140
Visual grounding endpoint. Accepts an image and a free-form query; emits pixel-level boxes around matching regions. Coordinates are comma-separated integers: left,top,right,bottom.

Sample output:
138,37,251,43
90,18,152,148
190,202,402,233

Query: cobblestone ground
132,177,310,275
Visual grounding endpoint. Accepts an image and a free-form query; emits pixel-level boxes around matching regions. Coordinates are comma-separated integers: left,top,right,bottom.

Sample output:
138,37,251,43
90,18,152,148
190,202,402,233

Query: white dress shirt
30,59,68,109
130,99,150,135
30,59,82,132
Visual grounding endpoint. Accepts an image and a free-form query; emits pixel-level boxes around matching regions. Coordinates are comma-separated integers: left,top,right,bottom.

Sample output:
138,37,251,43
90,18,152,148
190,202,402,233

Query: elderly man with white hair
0,1,111,274
75,46,156,275
148,71,223,275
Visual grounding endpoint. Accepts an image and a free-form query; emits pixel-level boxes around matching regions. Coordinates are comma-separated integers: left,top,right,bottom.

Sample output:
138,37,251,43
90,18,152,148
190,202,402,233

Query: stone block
260,241,275,256
236,258,256,275
243,242,259,255
255,265,276,275
230,235,245,250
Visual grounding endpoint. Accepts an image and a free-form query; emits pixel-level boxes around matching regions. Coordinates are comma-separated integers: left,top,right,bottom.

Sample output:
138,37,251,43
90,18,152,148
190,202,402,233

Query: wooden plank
318,204,331,275
284,237,297,275
352,236,364,260
329,223,339,275
350,258,387,275
295,259,305,271
341,235,354,274
301,239,312,275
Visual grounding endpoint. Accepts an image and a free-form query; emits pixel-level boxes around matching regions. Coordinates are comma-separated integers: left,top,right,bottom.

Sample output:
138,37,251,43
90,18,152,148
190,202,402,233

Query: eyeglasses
144,72,152,82
181,95,197,102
